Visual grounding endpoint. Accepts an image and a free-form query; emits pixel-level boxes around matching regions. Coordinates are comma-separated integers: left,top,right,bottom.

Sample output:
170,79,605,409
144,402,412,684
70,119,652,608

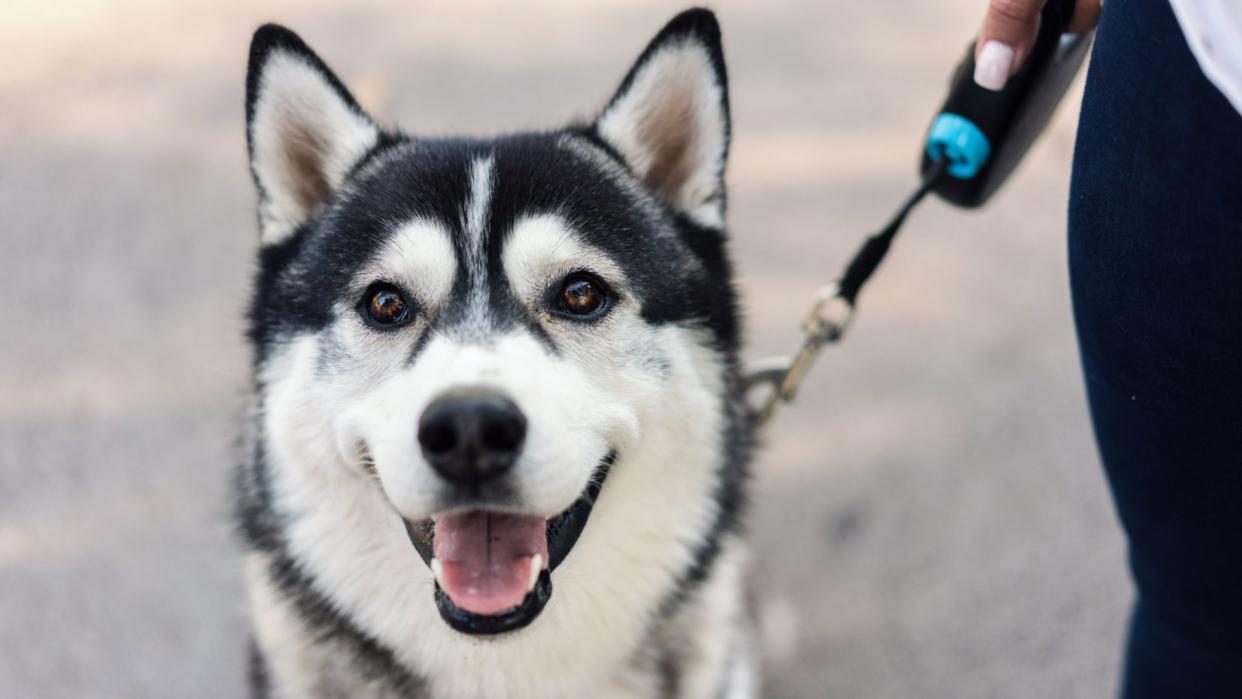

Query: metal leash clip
746,282,855,427
744,160,945,429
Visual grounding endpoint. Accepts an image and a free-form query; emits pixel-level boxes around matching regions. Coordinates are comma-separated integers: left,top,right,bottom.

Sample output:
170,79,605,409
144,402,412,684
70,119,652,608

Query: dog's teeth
526,554,542,594
430,558,446,588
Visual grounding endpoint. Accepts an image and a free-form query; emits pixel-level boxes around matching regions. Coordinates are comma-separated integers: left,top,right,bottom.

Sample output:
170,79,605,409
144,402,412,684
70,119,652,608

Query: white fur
252,208,751,697
322,218,459,464
501,213,629,309
249,50,379,245
596,38,727,229
362,218,458,312
343,332,625,520
462,156,496,326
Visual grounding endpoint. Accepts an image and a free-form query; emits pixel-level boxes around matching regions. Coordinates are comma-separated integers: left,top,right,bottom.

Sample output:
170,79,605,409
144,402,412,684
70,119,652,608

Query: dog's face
244,9,746,660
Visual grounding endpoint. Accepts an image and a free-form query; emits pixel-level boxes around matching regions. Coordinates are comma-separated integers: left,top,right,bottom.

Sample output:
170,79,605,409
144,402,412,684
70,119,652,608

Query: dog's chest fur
245,538,754,698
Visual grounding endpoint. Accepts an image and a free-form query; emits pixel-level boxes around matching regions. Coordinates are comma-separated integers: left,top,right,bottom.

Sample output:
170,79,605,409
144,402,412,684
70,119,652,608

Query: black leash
838,159,948,306
746,159,947,427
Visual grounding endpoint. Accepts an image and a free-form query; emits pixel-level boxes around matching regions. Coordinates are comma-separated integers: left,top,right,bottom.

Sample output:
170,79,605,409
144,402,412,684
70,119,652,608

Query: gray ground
1,1,1130,697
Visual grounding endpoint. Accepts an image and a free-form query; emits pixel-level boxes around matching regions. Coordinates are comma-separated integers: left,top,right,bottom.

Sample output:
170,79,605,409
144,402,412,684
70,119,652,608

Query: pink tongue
433,512,548,615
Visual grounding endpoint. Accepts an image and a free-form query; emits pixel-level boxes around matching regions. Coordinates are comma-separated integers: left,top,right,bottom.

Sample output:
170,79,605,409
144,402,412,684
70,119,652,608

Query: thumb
974,0,1044,91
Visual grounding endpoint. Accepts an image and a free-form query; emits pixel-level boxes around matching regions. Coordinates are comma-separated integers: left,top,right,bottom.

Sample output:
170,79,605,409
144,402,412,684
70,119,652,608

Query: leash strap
747,159,947,427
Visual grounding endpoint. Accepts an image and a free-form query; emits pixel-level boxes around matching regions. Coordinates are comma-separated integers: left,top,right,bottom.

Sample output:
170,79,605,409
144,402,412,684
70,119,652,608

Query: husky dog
236,8,754,698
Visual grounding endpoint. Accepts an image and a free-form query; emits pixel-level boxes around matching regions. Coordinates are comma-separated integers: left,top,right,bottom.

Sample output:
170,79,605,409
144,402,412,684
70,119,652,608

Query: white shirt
1169,0,1242,115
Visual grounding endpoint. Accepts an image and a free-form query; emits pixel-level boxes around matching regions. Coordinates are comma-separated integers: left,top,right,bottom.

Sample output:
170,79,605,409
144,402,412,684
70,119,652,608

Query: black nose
417,390,526,487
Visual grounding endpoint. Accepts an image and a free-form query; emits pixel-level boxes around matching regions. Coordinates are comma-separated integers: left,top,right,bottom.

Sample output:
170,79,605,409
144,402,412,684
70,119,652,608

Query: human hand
974,0,1102,91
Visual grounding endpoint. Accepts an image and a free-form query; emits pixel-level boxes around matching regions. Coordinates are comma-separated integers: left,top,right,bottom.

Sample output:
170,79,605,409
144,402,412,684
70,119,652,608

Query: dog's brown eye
558,274,607,317
364,285,412,327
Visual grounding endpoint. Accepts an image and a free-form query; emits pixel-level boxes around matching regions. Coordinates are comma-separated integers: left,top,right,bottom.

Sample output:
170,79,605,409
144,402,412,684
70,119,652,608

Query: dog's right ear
246,25,381,245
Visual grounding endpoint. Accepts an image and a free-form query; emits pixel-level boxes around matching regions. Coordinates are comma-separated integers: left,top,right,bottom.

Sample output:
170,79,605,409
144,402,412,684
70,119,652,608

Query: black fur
247,639,269,698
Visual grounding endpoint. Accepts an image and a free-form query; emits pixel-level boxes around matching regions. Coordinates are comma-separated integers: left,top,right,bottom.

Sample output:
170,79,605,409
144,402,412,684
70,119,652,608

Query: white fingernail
974,40,1016,91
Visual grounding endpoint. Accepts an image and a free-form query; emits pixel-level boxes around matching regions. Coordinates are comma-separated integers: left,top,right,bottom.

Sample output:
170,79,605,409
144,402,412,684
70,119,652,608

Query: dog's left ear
594,9,730,228
245,24,381,245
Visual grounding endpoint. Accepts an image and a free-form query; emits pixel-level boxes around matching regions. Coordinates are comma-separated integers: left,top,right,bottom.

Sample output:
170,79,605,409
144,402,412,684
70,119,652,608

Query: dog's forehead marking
464,155,494,287
462,154,496,332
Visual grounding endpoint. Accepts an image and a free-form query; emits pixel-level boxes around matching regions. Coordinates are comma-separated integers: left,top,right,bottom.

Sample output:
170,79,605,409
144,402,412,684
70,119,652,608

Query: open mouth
403,451,615,635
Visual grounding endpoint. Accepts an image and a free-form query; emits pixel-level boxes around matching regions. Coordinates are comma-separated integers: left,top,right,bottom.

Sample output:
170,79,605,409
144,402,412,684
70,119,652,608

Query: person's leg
1069,1,1242,696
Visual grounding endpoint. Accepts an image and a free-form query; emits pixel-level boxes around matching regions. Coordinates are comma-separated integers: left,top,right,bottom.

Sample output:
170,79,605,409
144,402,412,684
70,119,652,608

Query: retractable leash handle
922,0,1094,207
749,2,1094,426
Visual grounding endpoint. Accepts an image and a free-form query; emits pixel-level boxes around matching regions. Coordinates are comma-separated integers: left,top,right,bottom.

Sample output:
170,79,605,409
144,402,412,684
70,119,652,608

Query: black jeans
1069,1,1242,697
